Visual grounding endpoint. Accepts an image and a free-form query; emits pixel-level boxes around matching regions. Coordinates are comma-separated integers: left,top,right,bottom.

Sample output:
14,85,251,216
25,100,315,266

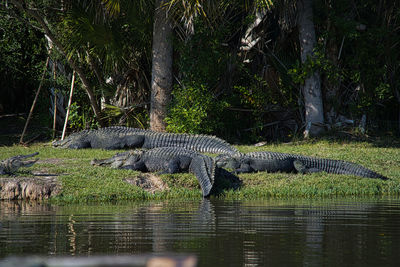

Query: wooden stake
52,62,57,139
61,71,76,140
20,55,50,144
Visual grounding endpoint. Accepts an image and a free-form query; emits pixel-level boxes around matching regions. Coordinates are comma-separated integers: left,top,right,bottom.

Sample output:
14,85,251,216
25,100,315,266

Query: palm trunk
150,0,173,132
297,0,324,137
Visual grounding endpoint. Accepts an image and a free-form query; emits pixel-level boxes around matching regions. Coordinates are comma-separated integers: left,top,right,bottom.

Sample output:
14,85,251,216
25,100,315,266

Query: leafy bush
165,83,227,134
68,102,98,130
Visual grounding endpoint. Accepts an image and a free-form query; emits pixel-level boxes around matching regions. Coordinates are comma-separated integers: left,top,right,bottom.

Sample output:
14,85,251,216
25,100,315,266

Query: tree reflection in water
1,198,400,266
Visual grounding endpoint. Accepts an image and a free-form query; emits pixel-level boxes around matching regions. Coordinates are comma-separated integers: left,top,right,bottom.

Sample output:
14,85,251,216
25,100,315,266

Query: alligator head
215,153,242,170
91,149,146,168
52,130,91,149
0,152,39,174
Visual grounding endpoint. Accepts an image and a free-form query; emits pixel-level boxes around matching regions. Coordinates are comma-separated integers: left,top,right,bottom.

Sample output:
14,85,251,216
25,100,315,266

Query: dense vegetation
1,0,399,143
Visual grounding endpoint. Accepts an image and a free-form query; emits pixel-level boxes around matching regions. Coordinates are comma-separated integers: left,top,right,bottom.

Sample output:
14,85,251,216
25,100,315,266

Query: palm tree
297,0,324,136
149,0,173,131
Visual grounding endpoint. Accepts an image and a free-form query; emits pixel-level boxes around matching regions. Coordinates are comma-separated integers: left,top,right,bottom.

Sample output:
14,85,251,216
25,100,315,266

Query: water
1,198,400,266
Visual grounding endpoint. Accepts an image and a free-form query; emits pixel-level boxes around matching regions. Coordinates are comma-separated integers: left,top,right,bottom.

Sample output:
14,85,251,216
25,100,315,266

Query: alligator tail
295,155,388,180
190,155,216,197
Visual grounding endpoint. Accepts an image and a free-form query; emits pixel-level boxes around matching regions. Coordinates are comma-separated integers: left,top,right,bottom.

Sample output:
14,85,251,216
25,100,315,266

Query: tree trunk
12,0,105,128
297,0,324,137
150,0,173,132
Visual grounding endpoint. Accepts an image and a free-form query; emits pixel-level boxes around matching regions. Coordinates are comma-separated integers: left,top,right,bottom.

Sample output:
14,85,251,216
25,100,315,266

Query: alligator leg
91,152,132,166
235,164,254,174
123,135,146,149
154,160,180,175
69,141,91,149
120,160,147,172
90,135,145,149
10,152,39,160
165,159,184,174
293,160,321,174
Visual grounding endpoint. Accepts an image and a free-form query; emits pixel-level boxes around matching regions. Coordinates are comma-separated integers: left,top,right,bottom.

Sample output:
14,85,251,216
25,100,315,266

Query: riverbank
0,138,399,202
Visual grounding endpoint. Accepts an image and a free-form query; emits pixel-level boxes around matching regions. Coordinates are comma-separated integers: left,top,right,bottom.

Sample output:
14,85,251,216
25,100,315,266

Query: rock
124,173,169,194
0,176,61,200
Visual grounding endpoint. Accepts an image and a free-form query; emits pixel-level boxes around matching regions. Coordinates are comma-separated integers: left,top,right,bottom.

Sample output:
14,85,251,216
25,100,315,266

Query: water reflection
1,198,400,266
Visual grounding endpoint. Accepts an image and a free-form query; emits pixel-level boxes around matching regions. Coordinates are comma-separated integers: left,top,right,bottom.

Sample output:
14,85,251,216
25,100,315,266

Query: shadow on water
2,197,400,266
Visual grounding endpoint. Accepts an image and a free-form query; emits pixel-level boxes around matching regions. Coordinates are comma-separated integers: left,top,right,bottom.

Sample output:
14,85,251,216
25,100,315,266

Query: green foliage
175,19,234,86
101,104,149,129
0,7,47,113
288,48,342,86
166,83,227,134
313,0,400,124
68,102,99,130
167,17,238,135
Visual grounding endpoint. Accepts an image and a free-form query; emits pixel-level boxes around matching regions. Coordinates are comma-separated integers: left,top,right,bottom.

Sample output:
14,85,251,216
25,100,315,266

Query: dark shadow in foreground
209,168,242,197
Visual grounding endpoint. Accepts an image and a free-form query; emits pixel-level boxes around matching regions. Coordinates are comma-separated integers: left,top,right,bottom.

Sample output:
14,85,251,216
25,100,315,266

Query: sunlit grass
0,138,399,203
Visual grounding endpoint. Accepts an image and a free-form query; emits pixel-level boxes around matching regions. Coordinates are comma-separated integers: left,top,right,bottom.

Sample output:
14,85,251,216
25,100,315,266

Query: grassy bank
1,138,399,202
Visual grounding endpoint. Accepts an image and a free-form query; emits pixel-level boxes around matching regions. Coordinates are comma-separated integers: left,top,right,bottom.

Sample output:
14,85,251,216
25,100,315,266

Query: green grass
1,138,399,203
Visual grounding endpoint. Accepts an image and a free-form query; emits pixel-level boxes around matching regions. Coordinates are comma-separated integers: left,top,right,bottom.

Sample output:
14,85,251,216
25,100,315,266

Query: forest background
0,0,399,144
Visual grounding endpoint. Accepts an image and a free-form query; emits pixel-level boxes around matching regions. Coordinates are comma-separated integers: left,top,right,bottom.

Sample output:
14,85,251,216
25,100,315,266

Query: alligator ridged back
142,147,199,159
244,151,294,161
142,131,238,155
244,151,387,179
55,126,237,154
103,126,147,134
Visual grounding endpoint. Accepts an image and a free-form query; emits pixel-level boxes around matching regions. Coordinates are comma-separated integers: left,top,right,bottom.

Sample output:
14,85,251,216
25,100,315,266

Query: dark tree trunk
150,0,173,132
297,0,324,137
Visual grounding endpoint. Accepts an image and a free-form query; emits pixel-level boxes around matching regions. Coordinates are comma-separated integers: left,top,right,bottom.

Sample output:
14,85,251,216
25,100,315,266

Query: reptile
215,151,388,180
0,152,39,175
91,147,216,197
53,126,238,155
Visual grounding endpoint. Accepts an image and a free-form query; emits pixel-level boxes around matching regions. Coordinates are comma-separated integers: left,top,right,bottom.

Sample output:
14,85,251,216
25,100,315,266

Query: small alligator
91,147,216,197
0,152,39,175
215,151,388,180
53,126,238,155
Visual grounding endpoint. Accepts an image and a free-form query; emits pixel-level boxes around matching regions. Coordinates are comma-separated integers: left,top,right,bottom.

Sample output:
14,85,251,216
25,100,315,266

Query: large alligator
0,152,39,175
53,126,238,155
91,147,216,197
215,151,388,180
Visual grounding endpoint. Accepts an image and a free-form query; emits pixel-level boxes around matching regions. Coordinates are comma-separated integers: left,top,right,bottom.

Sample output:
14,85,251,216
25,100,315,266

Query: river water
1,198,400,266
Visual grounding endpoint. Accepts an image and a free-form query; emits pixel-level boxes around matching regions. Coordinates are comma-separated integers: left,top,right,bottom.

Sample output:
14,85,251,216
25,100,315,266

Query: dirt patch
37,158,65,165
124,173,169,194
0,175,61,200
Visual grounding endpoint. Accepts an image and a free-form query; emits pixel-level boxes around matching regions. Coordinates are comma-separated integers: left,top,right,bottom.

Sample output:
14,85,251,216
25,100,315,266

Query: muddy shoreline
0,174,61,200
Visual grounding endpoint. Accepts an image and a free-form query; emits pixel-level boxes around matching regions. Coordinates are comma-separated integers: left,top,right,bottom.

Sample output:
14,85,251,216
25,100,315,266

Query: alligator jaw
0,152,39,175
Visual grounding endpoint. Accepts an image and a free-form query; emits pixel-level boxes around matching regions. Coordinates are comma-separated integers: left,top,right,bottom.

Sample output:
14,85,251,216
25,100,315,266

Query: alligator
215,151,388,180
91,147,216,197
53,126,238,155
0,152,39,175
